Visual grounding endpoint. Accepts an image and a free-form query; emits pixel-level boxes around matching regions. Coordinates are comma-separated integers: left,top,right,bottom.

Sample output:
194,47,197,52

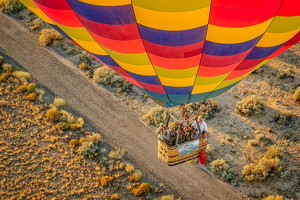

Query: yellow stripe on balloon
194,73,229,86
192,82,220,94
154,66,198,79
159,76,195,87
267,16,300,33
116,60,156,76
78,0,130,6
132,5,210,31
206,18,273,44
20,0,54,24
101,46,151,66
256,29,299,47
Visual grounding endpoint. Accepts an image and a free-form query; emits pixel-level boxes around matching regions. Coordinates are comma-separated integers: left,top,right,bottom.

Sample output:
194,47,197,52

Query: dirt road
0,13,245,200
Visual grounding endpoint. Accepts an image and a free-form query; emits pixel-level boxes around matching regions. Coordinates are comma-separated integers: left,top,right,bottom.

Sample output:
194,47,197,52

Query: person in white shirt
192,117,207,138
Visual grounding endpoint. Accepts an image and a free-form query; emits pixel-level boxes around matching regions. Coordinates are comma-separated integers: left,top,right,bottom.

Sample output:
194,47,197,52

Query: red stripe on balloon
277,0,300,16
89,31,145,54
213,0,276,9
210,0,282,27
76,15,140,40
268,32,300,59
200,49,251,68
197,62,240,77
34,1,82,27
148,53,201,70
143,40,204,58
34,0,70,10
135,81,166,94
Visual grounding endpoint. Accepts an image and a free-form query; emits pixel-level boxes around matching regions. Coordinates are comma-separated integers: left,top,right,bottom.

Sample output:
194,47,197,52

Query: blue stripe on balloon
204,35,262,56
163,86,193,95
125,71,162,85
91,54,120,67
137,24,207,46
145,90,171,103
246,43,285,59
168,94,190,104
68,0,135,25
50,24,72,40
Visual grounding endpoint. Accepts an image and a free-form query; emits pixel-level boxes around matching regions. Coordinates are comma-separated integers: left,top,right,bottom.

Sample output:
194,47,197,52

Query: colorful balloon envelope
21,0,300,107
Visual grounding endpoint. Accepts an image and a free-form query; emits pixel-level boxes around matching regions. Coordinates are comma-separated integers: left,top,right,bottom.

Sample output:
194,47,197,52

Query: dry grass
242,145,283,182
38,28,63,47
293,87,300,102
235,95,264,116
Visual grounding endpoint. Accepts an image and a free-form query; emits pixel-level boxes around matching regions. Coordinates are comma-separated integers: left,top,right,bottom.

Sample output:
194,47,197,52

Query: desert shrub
280,170,291,179
30,18,42,30
109,147,125,160
256,133,265,142
56,122,69,131
186,101,221,120
235,95,264,116
140,183,151,193
69,139,79,147
142,105,168,127
17,84,27,92
0,56,3,65
242,145,283,181
93,66,132,90
54,97,65,107
276,68,292,79
26,93,37,101
110,194,119,200
262,195,286,200
79,62,88,70
274,110,294,125
26,83,36,92
132,188,143,197
46,106,59,121
128,170,142,182
77,133,101,156
101,176,113,187
293,87,300,102
79,137,86,144
39,28,63,47
35,88,45,102
0,0,24,13
248,139,258,146
125,163,134,173
0,99,8,106
78,51,94,64
70,117,84,130
60,110,76,124
12,71,31,82
210,159,234,182
2,63,13,72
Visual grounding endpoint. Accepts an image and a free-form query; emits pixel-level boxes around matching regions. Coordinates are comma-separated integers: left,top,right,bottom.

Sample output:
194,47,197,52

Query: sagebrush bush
262,195,285,200
236,95,264,115
210,159,234,182
125,163,135,173
109,147,125,160
46,106,59,121
132,187,143,197
274,110,294,125
79,62,87,70
60,110,76,124
132,183,151,197
0,0,23,13
77,133,101,156
142,105,168,126
186,101,220,120
293,87,300,102
70,117,84,130
17,84,27,92
12,71,31,82
129,170,142,182
69,139,79,147
39,28,63,47
56,122,69,131
26,93,37,101
35,88,45,102
26,83,36,93
158,195,175,200
2,64,13,72
242,145,283,181
54,97,66,107
93,66,132,90
276,68,292,79
140,183,151,193
110,193,119,200
101,176,113,187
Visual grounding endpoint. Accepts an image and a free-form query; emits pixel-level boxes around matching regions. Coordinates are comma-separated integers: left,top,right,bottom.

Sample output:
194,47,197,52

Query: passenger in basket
192,117,207,138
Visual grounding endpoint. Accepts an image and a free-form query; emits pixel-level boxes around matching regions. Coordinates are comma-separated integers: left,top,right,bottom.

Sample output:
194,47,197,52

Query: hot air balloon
20,0,300,165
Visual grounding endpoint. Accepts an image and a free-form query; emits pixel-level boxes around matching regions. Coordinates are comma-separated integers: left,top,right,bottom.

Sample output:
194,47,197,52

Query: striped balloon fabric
21,0,300,107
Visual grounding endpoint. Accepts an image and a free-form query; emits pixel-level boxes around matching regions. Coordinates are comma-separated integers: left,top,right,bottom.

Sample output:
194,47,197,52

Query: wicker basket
158,137,207,166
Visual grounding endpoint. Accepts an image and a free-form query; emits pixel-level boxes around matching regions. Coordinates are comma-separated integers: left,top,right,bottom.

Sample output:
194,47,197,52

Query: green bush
210,159,234,182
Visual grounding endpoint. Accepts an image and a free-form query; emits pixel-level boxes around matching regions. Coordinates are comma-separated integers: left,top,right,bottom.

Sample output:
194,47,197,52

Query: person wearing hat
192,117,207,138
